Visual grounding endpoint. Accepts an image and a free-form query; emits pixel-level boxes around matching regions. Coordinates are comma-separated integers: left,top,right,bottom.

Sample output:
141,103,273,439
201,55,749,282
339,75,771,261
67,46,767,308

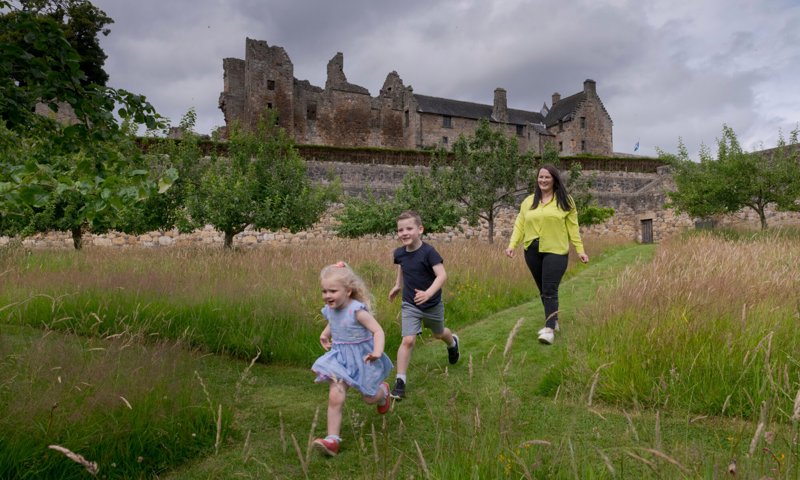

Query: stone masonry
219,39,613,155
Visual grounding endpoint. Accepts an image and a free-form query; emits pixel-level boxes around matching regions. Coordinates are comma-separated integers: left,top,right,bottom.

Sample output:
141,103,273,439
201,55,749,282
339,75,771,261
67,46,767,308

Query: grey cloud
89,0,798,157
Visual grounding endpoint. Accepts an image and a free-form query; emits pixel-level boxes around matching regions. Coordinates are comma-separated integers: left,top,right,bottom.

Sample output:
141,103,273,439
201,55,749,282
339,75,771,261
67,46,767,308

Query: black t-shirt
393,242,444,310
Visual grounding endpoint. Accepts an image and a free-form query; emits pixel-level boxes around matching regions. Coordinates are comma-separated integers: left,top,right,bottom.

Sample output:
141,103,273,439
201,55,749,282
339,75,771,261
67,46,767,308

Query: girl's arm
355,309,385,362
388,265,403,301
319,324,332,351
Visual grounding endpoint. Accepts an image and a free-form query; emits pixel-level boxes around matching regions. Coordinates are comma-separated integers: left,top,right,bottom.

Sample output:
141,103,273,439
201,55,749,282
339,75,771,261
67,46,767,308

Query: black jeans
524,239,568,329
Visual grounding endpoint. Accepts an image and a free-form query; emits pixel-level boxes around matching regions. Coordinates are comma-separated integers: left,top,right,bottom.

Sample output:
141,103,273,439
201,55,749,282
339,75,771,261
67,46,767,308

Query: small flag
633,141,640,152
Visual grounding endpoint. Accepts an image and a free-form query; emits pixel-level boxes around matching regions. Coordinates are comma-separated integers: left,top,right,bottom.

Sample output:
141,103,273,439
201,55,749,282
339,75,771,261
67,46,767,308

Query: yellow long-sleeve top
507,194,585,255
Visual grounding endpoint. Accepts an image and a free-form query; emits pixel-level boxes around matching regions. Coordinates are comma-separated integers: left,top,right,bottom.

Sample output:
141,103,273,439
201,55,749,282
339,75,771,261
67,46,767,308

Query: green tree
185,119,338,248
441,119,534,243
116,109,208,236
0,1,174,248
335,167,462,238
663,125,800,230
17,0,113,86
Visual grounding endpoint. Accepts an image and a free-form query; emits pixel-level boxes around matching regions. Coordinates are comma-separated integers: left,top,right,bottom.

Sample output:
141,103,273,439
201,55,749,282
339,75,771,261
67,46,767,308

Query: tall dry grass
0,327,223,478
0,234,616,365
569,231,800,420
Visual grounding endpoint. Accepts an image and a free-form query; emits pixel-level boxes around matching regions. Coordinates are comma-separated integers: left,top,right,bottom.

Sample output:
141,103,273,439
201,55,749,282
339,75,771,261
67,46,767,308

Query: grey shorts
401,301,445,337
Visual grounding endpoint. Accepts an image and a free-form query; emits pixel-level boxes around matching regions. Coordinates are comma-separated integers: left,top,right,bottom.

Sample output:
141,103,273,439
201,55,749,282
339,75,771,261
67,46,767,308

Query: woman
505,164,589,345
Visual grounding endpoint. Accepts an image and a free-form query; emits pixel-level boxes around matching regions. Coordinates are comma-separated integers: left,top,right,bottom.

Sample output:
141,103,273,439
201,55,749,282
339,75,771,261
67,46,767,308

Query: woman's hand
578,253,589,263
505,247,515,258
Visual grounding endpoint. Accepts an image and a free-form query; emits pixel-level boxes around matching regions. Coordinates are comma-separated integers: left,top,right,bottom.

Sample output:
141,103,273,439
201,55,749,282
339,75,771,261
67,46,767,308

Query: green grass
162,242,796,479
0,324,229,479
5,233,800,478
0,240,541,365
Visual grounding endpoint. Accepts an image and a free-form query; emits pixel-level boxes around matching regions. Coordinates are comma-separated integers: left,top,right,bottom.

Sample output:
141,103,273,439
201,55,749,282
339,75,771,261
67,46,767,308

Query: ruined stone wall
316,89,373,147
291,80,322,144
219,58,245,127
34,102,80,126
242,39,294,134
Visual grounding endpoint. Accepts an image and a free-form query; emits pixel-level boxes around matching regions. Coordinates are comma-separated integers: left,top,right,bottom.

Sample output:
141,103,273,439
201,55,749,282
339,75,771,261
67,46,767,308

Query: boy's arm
388,265,403,301
413,263,447,305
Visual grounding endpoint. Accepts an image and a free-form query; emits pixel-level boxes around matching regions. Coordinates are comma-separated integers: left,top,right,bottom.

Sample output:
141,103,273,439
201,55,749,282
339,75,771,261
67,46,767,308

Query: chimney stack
583,79,596,95
552,92,561,106
493,88,508,123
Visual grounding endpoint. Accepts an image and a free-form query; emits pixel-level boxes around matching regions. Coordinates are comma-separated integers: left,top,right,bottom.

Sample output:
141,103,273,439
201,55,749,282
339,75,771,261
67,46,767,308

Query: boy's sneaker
313,437,340,456
447,334,460,364
537,327,555,345
377,382,392,414
390,378,406,400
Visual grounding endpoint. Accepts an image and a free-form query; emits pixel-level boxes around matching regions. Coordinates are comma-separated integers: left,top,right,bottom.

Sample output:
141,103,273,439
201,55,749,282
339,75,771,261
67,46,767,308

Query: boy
388,210,459,399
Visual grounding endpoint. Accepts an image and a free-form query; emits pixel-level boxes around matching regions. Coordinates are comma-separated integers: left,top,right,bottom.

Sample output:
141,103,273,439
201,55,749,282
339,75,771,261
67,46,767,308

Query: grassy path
167,243,753,479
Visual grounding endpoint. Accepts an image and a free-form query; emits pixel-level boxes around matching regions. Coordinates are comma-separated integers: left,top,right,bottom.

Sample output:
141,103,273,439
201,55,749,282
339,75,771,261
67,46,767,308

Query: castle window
559,120,563,132
581,140,586,151
442,115,452,128
267,102,273,109
580,116,586,128
404,110,409,127
516,125,524,136
267,80,275,91
307,102,317,120
442,136,449,145
558,141,563,152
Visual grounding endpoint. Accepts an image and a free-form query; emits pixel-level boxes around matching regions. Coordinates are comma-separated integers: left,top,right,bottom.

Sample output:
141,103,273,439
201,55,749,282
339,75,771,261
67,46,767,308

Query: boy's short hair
397,210,422,226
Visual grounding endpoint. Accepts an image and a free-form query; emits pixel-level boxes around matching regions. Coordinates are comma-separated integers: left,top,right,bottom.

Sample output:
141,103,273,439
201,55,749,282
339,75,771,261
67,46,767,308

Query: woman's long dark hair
532,164,572,211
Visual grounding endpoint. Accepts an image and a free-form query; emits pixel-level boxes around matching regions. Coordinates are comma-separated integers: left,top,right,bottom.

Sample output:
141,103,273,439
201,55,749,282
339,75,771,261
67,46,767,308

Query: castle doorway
641,219,653,243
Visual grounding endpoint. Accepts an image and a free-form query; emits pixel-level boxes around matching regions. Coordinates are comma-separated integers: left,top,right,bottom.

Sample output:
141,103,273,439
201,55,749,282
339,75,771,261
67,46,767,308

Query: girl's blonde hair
320,261,374,311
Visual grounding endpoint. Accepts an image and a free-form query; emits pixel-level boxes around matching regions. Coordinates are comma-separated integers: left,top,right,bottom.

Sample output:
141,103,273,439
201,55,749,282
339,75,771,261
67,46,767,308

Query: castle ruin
219,38,613,156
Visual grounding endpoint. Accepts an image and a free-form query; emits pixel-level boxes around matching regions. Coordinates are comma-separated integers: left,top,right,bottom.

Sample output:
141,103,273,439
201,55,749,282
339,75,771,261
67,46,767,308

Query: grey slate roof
413,94,545,125
543,91,585,127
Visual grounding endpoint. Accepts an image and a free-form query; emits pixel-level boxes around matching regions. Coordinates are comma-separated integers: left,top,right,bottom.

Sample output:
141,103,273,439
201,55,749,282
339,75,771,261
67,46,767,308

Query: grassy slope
165,244,765,479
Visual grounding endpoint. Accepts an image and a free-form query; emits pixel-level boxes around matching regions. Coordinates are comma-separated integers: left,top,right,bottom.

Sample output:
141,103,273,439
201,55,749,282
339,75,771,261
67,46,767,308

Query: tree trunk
224,230,234,249
71,227,83,250
487,210,495,244
758,207,768,230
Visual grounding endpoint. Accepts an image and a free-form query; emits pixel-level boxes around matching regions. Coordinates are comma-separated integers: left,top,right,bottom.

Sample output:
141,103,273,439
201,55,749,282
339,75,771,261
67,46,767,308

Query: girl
311,261,394,456
505,165,589,345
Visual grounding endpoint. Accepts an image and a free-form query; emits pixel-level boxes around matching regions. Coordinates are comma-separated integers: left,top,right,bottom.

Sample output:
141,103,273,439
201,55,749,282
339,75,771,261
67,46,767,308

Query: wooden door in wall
641,219,653,243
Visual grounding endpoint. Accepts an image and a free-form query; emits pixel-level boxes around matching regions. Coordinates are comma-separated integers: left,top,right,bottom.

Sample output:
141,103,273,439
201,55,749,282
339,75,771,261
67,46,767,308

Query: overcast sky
92,0,800,158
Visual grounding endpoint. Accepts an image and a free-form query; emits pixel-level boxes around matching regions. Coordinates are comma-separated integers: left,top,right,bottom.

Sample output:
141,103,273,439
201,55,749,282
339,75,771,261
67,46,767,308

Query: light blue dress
311,300,394,397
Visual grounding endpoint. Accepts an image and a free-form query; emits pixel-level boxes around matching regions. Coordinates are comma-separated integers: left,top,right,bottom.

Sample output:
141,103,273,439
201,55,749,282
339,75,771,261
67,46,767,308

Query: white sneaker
538,327,555,345
538,322,559,335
